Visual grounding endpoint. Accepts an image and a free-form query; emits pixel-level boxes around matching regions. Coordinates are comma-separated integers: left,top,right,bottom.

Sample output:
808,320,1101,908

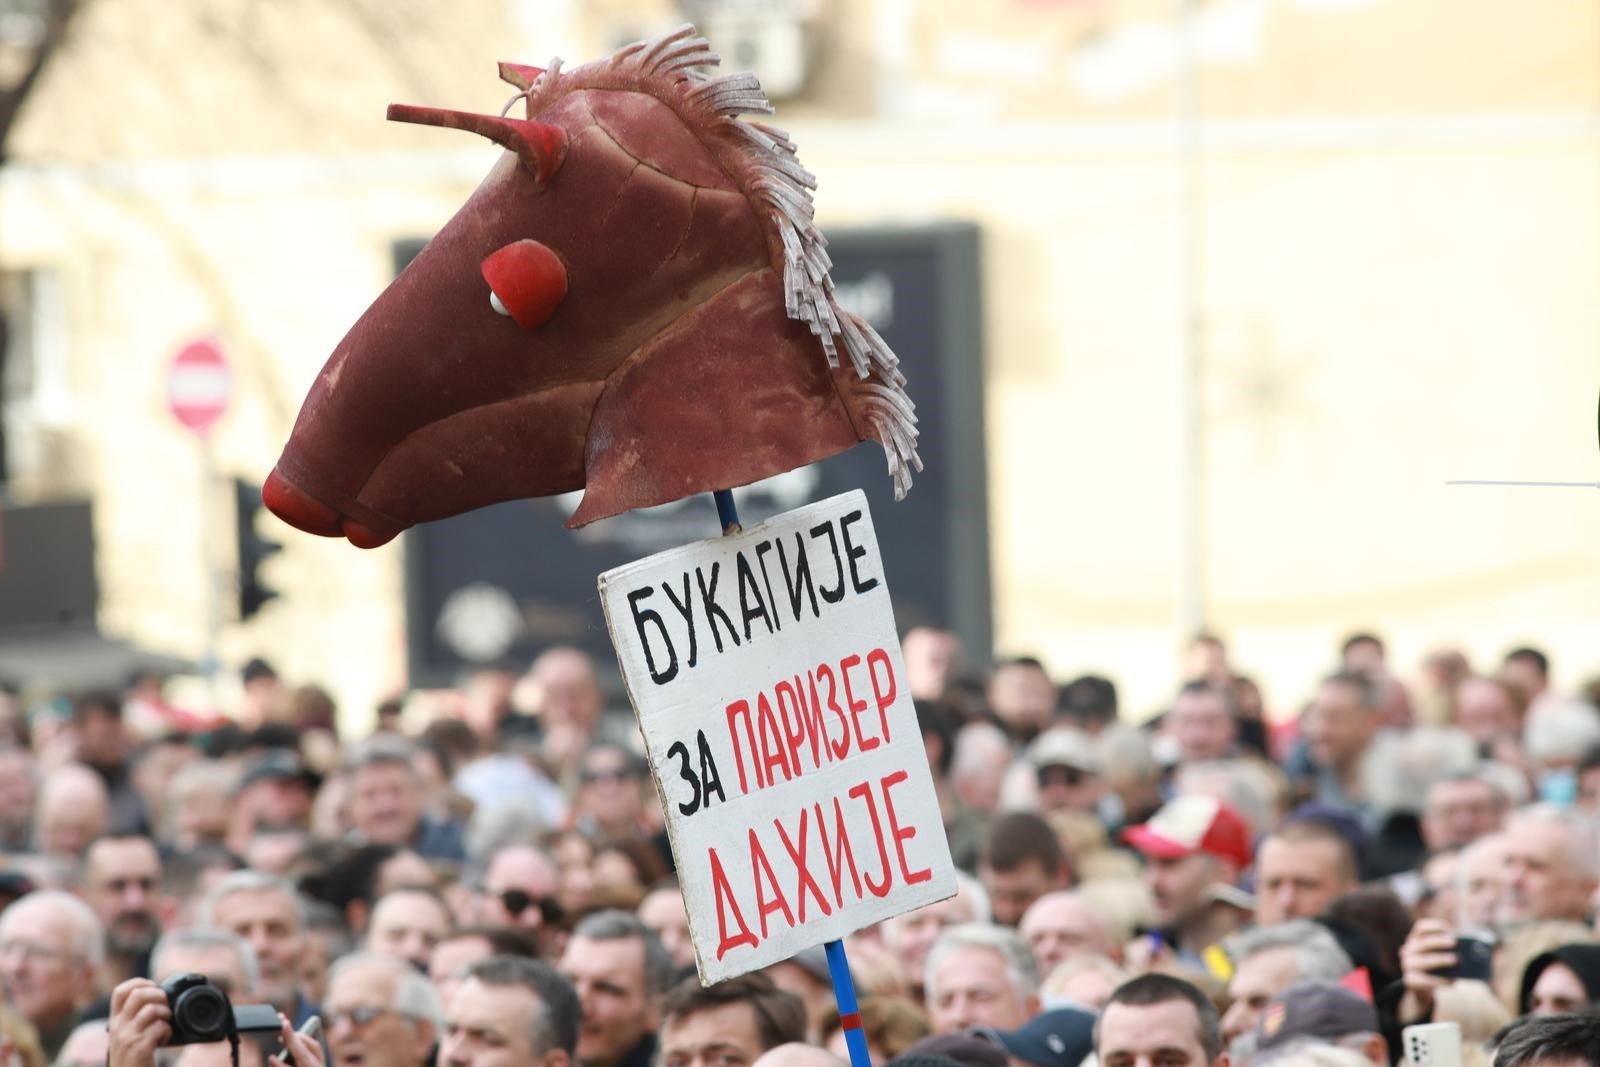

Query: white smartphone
280,1015,322,1067
1403,1022,1464,1067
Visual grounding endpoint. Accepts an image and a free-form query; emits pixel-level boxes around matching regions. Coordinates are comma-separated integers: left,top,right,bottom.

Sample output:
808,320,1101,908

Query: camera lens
174,986,230,1042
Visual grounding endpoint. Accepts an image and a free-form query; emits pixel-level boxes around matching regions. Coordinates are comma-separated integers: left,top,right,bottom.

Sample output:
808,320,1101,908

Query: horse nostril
263,469,343,537
342,517,397,549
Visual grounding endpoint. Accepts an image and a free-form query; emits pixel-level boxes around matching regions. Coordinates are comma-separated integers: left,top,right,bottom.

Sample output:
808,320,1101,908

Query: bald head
752,1044,848,1067
479,844,559,930
55,1020,110,1067
527,647,602,731
34,764,110,858
1018,890,1119,976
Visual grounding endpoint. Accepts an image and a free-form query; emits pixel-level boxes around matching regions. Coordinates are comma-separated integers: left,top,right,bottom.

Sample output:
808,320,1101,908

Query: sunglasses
579,767,635,785
1037,765,1088,788
495,889,566,927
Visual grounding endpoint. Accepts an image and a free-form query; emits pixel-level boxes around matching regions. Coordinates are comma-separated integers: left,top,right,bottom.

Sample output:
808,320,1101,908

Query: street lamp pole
1175,0,1207,638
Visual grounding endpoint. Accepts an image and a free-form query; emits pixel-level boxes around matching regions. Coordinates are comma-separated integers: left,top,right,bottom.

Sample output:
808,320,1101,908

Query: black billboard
0,499,98,632
402,223,989,687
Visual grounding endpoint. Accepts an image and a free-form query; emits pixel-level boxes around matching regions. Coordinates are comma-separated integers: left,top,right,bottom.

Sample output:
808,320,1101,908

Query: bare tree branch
0,0,86,162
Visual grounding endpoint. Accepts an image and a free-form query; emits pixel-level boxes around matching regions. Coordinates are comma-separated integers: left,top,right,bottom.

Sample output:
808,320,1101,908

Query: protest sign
599,490,957,983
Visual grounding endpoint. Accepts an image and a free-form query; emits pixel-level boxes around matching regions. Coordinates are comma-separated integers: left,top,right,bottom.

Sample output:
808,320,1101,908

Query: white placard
599,490,957,983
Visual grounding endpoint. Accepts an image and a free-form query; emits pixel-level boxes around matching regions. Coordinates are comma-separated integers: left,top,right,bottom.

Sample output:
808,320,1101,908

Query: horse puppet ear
567,271,863,528
388,104,568,188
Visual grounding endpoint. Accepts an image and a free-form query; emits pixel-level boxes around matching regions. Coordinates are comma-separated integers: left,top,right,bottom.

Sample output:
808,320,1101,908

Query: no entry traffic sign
167,339,232,435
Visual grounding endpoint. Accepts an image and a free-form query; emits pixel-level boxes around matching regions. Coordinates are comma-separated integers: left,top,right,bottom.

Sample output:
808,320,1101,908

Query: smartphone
279,1016,322,1067
1439,933,1495,981
1403,1022,1464,1067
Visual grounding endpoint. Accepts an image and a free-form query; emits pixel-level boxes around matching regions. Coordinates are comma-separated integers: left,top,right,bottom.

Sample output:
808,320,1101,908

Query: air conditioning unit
702,14,810,99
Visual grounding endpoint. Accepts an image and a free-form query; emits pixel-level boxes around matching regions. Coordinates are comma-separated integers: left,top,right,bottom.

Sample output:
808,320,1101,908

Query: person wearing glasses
475,845,560,935
324,953,441,1067
1026,728,1103,817
571,745,651,844
0,889,103,1060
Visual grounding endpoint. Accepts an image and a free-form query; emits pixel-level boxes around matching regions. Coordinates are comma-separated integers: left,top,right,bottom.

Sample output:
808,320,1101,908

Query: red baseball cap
1122,795,1253,869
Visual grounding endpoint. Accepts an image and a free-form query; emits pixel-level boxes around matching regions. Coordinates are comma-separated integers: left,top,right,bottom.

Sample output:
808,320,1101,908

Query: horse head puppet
264,24,920,548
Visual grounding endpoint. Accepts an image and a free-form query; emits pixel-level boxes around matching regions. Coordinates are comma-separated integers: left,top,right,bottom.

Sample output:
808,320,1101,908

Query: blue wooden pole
709,488,868,1067
713,488,741,533
825,940,871,1067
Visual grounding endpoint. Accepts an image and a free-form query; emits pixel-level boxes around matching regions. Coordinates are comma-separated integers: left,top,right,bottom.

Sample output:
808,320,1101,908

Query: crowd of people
2,630,1600,1067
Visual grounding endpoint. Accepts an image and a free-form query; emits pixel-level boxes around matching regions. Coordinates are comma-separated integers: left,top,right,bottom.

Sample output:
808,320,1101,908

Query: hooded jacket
1518,943,1600,1014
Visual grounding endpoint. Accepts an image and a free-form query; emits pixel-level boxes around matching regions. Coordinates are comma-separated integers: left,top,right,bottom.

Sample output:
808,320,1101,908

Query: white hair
0,888,105,968
328,952,443,1027
1507,805,1600,878
466,801,550,865
195,870,307,929
1525,703,1600,765
1175,760,1277,835
1253,1038,1374,1067
1096,726,1159,780
344,735,420,775
168,759,240,809
1224,919,1353,981
151,927,261,993
1361,727,1481,814
925,922,1038,1002
955,869,992,925
33,764,110,837
1479,761,1532,807
950,723,1011,784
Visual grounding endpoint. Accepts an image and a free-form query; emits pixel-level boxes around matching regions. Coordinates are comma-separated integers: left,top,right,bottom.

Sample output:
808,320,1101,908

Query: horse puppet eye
481,239,567,328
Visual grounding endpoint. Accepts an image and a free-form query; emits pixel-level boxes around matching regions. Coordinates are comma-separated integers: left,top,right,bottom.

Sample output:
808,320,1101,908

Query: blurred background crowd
4,2,1600,1067
3,628,1600,1067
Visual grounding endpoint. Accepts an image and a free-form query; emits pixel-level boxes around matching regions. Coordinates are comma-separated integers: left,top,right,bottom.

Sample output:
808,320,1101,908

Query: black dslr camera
160,973,281,1047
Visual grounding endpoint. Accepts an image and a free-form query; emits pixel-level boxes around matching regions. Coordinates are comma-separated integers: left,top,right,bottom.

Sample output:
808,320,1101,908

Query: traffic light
234,478,283,620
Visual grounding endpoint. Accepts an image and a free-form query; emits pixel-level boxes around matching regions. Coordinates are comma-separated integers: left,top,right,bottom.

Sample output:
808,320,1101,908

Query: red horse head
264,25,920,548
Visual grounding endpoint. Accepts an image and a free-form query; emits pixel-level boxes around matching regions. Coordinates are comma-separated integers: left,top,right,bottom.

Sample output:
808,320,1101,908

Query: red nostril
263,469,343,537
341,518,397,550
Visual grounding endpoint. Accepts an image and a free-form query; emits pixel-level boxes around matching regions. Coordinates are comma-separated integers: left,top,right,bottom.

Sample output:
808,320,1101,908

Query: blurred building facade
3,0,1599,720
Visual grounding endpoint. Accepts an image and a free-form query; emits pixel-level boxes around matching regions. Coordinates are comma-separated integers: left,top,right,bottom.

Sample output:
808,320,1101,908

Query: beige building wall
4,0,1599,722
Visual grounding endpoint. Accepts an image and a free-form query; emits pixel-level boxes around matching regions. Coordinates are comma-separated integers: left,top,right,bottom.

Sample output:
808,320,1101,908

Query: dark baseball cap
895,1035,1007,1067
975,1007,1096,1067
1252,979,1379,1057
239,749,322,792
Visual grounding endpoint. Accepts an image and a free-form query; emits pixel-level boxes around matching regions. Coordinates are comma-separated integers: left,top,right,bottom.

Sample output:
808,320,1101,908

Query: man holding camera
151,928,261,1000
106,975,323,1067
197,872,319,1027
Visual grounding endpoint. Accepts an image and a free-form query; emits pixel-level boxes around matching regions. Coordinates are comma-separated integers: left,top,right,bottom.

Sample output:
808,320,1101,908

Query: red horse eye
481,239,567,328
